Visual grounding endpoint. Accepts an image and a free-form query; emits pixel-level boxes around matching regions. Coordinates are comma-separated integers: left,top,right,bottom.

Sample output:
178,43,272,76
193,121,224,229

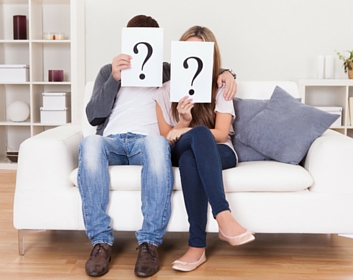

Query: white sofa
13,81,353,255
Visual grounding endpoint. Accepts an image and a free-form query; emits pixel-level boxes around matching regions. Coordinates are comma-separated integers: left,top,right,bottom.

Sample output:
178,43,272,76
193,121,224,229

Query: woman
154,26,255,272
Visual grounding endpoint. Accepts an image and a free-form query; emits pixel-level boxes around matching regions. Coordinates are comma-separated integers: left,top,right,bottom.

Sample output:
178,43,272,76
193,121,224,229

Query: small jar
55,33,65,40
43,33,54,40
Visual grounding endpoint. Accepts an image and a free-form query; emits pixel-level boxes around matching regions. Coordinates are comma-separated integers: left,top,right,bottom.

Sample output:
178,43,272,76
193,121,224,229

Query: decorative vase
48,70,64,82
7,100,30,122
348,62,353,79
13,15,27,40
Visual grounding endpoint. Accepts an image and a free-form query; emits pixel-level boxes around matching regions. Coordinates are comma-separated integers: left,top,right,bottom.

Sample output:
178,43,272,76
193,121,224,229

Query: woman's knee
179,150,195,168
189,125,213,140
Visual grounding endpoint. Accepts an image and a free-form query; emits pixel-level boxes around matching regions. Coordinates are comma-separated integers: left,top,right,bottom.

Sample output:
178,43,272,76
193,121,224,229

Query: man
78,15,237,278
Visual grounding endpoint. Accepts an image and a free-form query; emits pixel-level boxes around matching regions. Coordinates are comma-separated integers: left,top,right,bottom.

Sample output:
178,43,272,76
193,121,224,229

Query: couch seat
69,160,313,192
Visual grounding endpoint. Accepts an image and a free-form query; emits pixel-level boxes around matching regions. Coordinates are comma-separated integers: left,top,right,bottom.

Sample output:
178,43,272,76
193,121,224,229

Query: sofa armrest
304,129,353,194
16,125,83,191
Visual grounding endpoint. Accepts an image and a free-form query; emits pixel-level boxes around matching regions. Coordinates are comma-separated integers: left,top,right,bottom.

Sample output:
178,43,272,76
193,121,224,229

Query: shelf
32,40,70,43
0,0,85,169
0,82,30,85
0,121,31,126
31,82,71,85
299,79,353,86
0,159,17,170
299,79,353,136
0,0,27,4
0,40,29,43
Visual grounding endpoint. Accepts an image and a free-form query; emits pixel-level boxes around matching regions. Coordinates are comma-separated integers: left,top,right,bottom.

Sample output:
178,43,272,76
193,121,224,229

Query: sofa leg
18,229,46,256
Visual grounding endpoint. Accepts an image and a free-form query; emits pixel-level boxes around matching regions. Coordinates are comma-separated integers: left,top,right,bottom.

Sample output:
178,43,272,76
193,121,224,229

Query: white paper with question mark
170,41,214,103
121,28,163,87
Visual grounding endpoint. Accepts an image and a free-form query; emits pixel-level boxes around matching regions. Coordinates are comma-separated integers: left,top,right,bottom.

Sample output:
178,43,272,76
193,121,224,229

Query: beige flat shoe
172,251,206,272
218,229,255,246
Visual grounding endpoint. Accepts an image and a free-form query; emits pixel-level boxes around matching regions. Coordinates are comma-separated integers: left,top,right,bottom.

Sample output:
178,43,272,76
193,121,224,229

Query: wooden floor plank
1,170,353,279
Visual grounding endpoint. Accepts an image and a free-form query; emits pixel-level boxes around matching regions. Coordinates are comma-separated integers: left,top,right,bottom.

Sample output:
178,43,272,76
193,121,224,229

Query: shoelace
92,243,109,258
137,243,157,260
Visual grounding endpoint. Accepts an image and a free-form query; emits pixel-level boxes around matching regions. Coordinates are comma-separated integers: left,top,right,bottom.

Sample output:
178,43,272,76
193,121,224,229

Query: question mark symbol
183,56,203,95
133,42,153,80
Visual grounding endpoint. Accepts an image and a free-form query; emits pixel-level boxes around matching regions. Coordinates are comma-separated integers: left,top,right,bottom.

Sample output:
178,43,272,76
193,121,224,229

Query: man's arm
86,64,120,126
218,69,237,101
86,54,132,127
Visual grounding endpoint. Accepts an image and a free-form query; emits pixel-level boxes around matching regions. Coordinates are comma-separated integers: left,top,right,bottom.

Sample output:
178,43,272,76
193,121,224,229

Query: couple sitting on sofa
78,14,254,278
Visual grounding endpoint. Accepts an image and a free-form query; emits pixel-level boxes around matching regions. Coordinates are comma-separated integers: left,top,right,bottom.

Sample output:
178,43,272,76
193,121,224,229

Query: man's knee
144,135,170,154
79,135,107,168
80,135,104,152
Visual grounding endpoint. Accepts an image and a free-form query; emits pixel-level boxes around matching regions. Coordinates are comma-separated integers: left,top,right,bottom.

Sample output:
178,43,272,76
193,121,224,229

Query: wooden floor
1,170,353,280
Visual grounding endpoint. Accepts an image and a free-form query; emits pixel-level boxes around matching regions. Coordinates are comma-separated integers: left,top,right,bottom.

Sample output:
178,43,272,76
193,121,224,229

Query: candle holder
13,15,27,40
43,32,65,40
48,70,64,82
55,33,65,40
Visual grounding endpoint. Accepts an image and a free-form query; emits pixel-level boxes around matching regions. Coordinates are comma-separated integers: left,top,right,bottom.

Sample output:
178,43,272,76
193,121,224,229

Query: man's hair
127,15,159,28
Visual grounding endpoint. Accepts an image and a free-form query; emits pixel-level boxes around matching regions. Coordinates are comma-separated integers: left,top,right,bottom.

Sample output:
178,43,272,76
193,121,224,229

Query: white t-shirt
153,81,236,154
103,86,159,137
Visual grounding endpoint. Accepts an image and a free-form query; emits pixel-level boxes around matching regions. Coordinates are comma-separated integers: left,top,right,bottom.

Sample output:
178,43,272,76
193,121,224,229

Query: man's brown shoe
134,242,160,277
85,243,112,277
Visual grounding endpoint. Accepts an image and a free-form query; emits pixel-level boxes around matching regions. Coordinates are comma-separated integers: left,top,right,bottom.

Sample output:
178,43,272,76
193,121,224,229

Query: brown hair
127,15,159,28
172,26,221,128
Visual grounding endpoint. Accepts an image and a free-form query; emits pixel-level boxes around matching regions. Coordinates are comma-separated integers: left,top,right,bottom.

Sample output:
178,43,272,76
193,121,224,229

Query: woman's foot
172,247,206,272
216,210,255,246
218,229,255,246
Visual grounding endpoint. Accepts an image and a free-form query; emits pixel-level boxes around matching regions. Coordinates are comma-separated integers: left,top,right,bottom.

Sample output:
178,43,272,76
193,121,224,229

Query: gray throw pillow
236,86,339,165
232,98,270,162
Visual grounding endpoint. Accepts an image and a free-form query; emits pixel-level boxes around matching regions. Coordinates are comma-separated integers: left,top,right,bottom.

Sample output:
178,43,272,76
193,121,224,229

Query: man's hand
111,54,132,81
217,71,237,101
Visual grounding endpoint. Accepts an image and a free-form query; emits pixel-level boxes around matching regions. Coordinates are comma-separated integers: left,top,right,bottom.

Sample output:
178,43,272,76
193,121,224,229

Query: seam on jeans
138,241,159,247
92,240,113,247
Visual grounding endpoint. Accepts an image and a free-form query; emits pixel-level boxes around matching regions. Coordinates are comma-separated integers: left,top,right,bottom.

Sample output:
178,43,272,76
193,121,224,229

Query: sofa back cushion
236,81,299,99
81,80,299,137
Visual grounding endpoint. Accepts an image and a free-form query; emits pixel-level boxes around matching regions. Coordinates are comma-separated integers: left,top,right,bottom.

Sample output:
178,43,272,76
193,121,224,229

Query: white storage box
42,92,71,109
40,107,71,124
315,106,342,127
0,64,29,82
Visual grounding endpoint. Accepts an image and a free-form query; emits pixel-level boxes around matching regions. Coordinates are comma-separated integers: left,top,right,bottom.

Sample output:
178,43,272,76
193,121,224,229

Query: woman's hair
172,26,222,128
127,15,159,28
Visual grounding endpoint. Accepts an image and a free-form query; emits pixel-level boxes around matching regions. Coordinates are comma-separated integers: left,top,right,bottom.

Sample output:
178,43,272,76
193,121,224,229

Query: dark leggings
171,126,237,248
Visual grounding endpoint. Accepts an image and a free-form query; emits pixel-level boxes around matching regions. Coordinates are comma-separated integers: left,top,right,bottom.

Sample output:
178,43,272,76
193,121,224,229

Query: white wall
85,0,353,83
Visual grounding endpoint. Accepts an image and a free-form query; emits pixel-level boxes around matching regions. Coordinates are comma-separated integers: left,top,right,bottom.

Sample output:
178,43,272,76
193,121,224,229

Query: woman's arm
210,112,233,143
156,103,173,138
156,102,191,144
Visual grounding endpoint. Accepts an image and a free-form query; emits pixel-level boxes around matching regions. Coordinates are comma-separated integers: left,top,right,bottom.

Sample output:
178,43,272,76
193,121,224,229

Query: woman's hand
177,96,194,123
167,127,191,145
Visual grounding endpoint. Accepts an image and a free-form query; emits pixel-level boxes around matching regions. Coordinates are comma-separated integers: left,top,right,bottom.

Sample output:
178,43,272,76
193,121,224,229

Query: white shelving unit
0,0,85,169
299,79,353,138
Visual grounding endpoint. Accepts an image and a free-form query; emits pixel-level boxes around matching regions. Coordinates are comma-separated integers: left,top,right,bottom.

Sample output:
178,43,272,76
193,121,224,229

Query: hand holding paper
170,41,214,103
121,28,163,87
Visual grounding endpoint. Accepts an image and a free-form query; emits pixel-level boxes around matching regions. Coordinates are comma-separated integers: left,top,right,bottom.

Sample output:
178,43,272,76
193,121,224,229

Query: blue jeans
77,133,173,247
171,126,237,248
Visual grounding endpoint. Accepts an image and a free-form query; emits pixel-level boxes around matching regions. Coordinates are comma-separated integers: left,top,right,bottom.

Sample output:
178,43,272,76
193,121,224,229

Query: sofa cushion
69,161,313,192
233,96,302,162
233,98,270,162
236,86,340,165
222,161,313,192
